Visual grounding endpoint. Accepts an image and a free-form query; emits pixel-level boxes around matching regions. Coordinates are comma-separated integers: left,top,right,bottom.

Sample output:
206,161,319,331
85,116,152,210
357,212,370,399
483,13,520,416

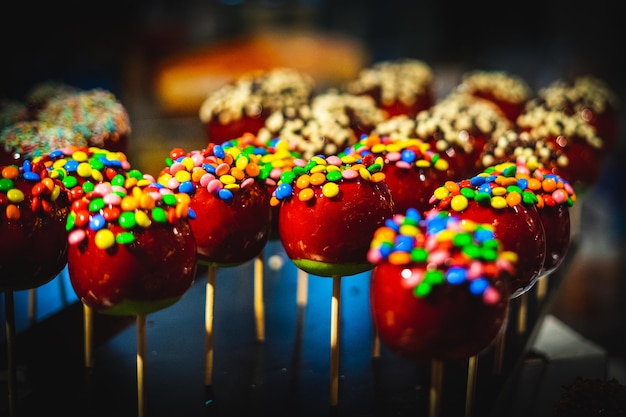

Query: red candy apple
368,210,515,361
157,142,272,266
66,181,197,315
272,154,395,277
0,161,69,291
428,166,546,297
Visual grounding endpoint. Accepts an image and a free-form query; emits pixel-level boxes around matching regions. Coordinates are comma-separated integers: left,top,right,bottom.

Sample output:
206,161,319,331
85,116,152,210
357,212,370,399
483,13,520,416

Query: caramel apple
456,70,532,122
428,165,546,297
157,142,272,266
345,58,435,118
271,153,395,277
368,209,515,361
0,160,69,291
341,135,452,214
415,93,513,179
199,67,315,145
66,181,197,315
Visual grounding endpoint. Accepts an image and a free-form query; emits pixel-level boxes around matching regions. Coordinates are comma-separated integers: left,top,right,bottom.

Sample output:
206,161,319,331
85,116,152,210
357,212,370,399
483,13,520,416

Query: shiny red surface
191,180,272,266
0,175,69,292
278,179,395,276
68,220,197,315
370,262,510,361
539,204,571,276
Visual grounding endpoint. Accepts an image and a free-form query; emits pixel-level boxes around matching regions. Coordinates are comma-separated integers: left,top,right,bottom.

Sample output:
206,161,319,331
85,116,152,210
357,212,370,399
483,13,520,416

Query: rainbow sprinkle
367,209,518,304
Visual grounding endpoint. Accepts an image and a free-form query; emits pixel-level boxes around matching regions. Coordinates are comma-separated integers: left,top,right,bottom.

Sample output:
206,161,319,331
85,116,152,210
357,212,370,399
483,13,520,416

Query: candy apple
0,161,69,291
368,209,515,361
66,182,197,315
272,154,395,277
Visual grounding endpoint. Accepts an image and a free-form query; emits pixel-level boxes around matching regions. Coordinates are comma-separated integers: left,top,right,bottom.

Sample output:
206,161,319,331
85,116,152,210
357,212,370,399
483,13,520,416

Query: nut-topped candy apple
0,160,69,291
157,142,273,267
256,90,386,160
66,180,197,315
428,164,546,297
414,93,513,179
271,153,395,277
516,103,604,192
456,70,532,122
345,58,435,118
199,67,316,145
368,209,516,361
340,134,453,215
529,75,620,152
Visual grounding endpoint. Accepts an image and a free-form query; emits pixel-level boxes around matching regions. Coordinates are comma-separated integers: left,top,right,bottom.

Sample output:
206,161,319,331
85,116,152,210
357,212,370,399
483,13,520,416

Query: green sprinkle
63,176,78,188
280,171,296,184
452,233,472,247
326,171,342,182
119,211,136,229
482,248,498,261
90,159,104,171
82,182,95,192
460,187,476,198
152,207,167,223
111,174,126,187
410,247,428,262
522,191,538,204
116,232,135,244
507,185,523,194
88,198,105,212
65,212,76,231
414,283,431,297
162,193,177,206
462,245,481,259
424,270,444,285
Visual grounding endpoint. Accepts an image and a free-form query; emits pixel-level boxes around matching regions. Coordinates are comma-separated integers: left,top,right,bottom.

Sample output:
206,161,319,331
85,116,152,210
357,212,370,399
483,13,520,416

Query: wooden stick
296,268,308,307
371,326,381,359
28,288,37,326
254,249,265,342
329,275,342,406
517,292,528,334
136,314,147,417
429,359,443,417
205,265,217,386
536,274,548,302
492,329,506,375
84,304,94,369
4,291,17,417
465,356,478,417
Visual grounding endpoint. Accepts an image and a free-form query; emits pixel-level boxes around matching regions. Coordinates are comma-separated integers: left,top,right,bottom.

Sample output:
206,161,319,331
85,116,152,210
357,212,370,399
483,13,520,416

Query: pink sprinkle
191,153,204,166
467,261,483,279
110,185,126,195
427,249,448,265
169,162,183,175
265,178,277,187
293,158,306,167
103,193,122,205
148,191,163,200
94,183,112,196
326,155,342,166
68,229,86,245
207,179,222,193
482,287,501,305
143,174,156,182
395,161,412,169
366,250,381,264
199,173,215,187
552,189,568,204
386,152,401,162
240,177,254,188
342,169,358,180
121,161,131,171
270,168,283,179
564,183,574,195
167,178,180,190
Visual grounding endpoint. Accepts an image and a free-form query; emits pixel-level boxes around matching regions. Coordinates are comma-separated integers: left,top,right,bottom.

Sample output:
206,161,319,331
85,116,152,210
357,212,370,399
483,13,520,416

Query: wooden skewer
429,359,443,417
28,288,37,326
517,292,528,334
465,356,478,417
205,265,217,386
296,268,308,307
329,275,342,406
84,304,94,369
254,249,265,342
136,314,147,417
4,291,18,417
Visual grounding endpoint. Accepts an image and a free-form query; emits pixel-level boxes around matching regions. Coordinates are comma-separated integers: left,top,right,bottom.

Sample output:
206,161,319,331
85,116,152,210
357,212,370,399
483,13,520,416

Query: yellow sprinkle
491,196,507,209
158,173,172,187
72,151,88,162
220,174,236,185
92,170,104,182
51,185,61,201
7,189,24,203
398,224,419,236
310,165,327,175
434,159,449,171
416,160,431,168
492,186,507,196
224,183,240,190
176,200,189,218
433,187,449,200
135,210,151,227
174,170,192,183
359,167,371,180
191,168,207,182
436,229,455,242
124,177,138,188
450,195,468,211
181,157,195,171
176,193,191,205
501,251,519,263
235,156,248,171
121,195,139,211
76,162,92,178
94,229,115,250
322,182,339,198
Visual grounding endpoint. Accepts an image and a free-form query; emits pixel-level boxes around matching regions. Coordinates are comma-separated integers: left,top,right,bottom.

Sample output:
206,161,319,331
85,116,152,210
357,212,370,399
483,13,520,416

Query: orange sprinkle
298,188,315,202
505,192,522,207
542,178,557,192
371,172,386,183
388,251,411,265
2,165,19,179
296,174,311,189
309,172,326,186
444,181,459,193
527,178,541,190
5,204,20,220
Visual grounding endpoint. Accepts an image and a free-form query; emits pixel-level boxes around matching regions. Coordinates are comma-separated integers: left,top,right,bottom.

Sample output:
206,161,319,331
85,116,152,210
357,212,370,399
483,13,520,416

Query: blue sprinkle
89,214,106,231
394,235,414,252
187,208,197,219
405,207,421,223
517,178,528,189
401,149,416,163
179,181,195,194
379,242,394,258
275,183,293,200
22,160,32,172
478,183,492,194
64,160,79,173
469,278,489,295
49,149,63,158
202,164,216,174
426,215,448,234
469,176,485,186
483,175,497,183
213,145,225,159
384,218,400,232
446,267,467,285
474,228,494,242
23,171,41,181
218,188,233,201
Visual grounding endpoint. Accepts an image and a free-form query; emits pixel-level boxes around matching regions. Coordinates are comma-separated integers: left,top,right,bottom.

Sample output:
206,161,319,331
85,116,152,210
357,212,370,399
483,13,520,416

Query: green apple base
292,258,373,278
